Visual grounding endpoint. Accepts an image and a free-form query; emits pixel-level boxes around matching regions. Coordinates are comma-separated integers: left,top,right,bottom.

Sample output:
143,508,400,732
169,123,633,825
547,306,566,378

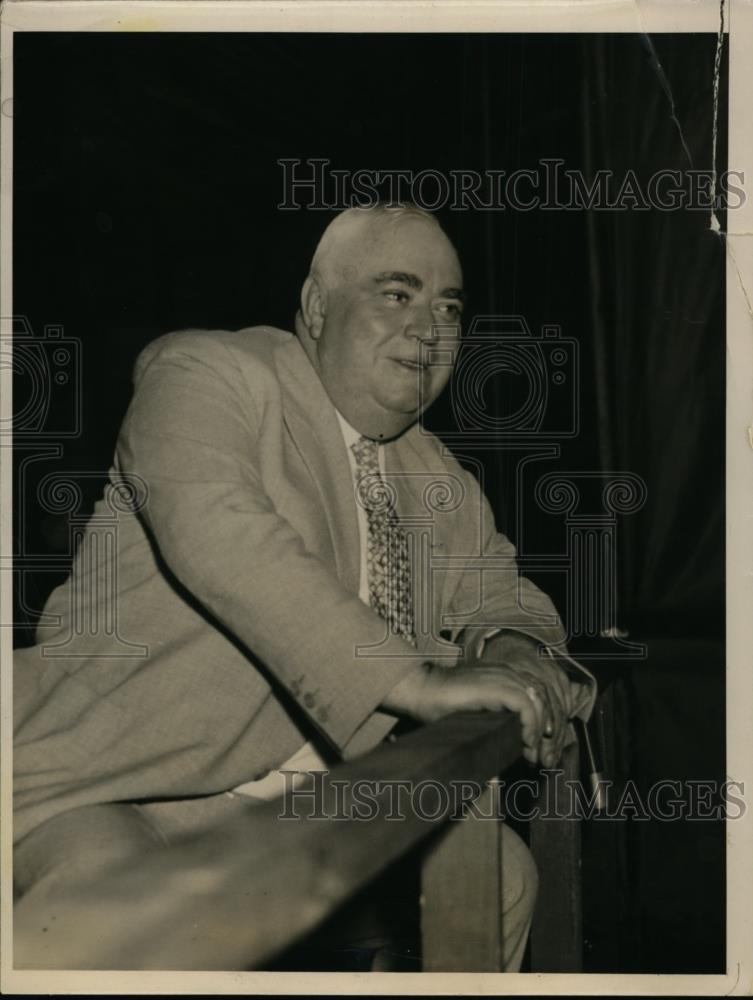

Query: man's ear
300,275,326,340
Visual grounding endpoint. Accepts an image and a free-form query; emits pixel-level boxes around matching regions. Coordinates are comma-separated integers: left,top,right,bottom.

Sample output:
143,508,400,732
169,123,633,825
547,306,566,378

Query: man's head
297,204,463,441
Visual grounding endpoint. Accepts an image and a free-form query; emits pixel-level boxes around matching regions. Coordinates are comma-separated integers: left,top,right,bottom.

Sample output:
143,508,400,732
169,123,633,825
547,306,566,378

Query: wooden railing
14,712,582,971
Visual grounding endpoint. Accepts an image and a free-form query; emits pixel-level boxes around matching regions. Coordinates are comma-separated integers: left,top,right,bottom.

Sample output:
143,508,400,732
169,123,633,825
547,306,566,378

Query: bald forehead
311,209,460,287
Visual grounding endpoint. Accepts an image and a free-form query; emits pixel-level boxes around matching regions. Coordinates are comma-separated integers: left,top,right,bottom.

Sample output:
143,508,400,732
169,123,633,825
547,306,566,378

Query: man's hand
472,630,589,767
380,661,553,765
380,630,592,767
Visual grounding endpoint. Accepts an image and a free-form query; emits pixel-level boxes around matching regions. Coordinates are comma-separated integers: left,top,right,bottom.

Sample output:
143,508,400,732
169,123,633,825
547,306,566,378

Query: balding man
14,204,594,970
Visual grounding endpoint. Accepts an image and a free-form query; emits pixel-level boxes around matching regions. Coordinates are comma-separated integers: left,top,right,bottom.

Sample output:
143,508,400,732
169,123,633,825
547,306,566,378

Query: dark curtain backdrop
582,36,726,638
13,32,725,646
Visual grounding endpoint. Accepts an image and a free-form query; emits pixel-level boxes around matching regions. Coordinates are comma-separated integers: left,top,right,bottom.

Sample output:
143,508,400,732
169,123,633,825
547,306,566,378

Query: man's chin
364,405,422,443
380,386,439,416
382,399,423,421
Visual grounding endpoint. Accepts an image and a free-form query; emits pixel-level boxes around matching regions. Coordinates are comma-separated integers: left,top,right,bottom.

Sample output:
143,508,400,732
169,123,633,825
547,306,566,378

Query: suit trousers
14,792,538,972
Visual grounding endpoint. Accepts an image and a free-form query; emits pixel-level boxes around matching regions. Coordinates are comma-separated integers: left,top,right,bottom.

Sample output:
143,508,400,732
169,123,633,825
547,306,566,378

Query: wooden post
529,739,583,971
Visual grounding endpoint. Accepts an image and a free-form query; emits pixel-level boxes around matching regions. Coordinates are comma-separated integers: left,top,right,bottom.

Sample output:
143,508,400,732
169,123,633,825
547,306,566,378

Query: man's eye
384,291,409,303
436,302,463,317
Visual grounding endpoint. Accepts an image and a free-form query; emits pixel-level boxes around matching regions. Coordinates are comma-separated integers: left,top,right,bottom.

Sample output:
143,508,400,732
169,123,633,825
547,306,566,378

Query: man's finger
516,687,545,757
481,679,543,757
523,683,549,732
535,687,567,767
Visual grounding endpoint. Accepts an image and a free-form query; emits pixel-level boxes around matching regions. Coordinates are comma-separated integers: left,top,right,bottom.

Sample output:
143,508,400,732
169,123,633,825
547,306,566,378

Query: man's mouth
393,358,428,371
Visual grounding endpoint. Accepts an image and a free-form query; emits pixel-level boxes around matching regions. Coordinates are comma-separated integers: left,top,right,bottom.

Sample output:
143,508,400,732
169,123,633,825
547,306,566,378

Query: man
14,204,594,970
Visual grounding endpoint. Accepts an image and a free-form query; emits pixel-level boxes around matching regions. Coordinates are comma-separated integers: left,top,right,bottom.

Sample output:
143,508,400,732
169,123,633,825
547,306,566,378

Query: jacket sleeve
116,331,425,758
441,460,597,720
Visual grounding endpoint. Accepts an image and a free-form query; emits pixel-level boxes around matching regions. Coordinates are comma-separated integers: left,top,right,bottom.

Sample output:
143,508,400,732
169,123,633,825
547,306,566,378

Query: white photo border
1,1,750,995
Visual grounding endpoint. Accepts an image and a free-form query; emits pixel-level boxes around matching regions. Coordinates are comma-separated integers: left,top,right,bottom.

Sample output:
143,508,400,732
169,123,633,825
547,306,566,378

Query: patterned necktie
351,436,416,646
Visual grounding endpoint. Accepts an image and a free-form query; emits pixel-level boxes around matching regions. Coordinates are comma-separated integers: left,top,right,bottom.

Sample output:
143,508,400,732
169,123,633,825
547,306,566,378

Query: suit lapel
274,335,361,596
273,335,458,657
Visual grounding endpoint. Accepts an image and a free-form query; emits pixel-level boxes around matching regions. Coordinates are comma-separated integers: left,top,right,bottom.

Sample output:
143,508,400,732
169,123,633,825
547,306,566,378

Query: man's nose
404,307,438,342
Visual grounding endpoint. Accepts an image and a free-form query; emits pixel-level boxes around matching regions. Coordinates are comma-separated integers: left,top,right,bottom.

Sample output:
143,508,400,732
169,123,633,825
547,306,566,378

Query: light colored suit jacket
14,327,584,843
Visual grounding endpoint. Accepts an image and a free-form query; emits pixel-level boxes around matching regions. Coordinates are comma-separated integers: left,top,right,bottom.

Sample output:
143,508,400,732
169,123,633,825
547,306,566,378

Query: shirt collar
334,408,382,451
